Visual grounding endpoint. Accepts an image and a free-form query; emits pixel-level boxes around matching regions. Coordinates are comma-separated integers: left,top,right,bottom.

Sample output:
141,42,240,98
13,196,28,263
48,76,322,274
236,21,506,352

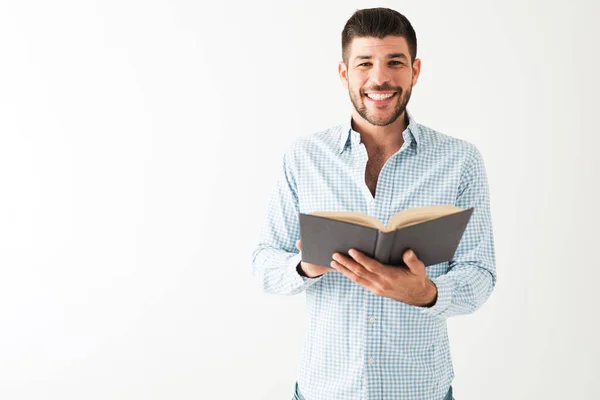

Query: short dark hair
341,8,417,65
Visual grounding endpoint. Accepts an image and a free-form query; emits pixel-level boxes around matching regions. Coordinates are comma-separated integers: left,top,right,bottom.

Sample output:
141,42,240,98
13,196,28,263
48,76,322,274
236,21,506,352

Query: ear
411,58,422,86
338,61,349,89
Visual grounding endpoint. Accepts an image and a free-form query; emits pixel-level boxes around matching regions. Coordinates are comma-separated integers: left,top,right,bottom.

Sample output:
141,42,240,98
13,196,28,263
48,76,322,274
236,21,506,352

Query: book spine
373,231,396,265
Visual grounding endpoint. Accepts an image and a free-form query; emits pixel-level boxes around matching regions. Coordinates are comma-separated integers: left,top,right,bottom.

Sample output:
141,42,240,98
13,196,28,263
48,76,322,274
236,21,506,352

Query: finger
332,252,379,282
330,259,374,289
296,240,302,251
348,249,383,273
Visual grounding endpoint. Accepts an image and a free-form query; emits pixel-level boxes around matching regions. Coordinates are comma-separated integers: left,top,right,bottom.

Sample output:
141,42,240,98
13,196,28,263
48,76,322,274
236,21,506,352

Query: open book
298,205,474,268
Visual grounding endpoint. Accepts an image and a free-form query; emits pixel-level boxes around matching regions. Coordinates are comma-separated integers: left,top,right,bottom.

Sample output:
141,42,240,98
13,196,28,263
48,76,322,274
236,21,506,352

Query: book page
310,211,385,231
385,205,463,231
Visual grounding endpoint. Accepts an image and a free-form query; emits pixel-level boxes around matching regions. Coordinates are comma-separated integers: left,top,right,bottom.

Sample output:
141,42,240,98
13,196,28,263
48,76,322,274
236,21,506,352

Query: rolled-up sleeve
417,145,497,318
251,148,324,295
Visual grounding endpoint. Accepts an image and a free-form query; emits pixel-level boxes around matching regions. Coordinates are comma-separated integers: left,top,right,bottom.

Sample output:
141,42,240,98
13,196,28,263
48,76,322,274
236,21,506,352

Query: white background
1,1,599,399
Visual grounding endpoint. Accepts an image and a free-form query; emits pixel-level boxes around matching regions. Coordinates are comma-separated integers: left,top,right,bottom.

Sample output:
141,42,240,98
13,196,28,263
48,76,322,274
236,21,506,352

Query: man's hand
296,240,332,278
330,248,437,307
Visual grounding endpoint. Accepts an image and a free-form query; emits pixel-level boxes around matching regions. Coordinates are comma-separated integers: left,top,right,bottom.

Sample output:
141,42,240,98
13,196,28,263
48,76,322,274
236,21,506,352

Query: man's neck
350,111,409,155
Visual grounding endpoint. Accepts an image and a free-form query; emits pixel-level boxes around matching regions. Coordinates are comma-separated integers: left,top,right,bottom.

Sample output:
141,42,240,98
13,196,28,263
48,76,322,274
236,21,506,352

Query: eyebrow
354,53,409,62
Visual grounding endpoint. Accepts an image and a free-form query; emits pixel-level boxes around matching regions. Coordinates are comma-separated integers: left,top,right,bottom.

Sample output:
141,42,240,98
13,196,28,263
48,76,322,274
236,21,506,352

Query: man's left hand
330,249,437,307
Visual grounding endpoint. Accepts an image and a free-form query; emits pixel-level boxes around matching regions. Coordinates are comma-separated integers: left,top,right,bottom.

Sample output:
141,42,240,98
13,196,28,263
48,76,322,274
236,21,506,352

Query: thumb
296,240,302,251
403,249,423,273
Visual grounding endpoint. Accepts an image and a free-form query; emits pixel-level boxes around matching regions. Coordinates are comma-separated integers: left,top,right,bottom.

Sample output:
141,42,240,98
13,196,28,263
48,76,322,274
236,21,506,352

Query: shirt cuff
287,253,325,288
413,275,453,317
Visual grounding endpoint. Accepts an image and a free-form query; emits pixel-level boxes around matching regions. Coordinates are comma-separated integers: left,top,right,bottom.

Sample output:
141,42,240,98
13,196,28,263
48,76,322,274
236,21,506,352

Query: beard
348,81,413,127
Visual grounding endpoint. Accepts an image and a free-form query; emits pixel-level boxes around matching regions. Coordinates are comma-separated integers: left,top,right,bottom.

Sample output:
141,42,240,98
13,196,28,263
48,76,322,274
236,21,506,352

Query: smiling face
339,35,421,127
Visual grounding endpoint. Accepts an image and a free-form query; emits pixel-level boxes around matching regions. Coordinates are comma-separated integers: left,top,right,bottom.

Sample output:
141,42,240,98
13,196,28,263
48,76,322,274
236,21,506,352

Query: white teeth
367,93,394,100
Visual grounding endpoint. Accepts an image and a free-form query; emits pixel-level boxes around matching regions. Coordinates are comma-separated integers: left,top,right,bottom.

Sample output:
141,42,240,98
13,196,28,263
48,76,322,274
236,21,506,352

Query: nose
369,62,391,86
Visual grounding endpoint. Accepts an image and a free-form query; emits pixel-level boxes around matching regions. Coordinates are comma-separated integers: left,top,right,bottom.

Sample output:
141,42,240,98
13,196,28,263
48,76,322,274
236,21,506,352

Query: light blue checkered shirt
251,110,496,400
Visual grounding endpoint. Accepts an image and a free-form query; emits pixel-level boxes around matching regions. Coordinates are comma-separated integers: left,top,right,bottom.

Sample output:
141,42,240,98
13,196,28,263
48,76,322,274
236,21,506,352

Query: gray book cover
298,208,474,268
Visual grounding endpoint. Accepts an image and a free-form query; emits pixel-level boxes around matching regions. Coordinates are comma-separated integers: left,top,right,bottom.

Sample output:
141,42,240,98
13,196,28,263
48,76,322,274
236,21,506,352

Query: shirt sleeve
251,147,325,295
416,144,497,318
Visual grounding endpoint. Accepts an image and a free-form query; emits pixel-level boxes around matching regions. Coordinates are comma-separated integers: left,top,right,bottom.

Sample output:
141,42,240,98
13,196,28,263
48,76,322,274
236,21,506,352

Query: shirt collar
338,109,422,154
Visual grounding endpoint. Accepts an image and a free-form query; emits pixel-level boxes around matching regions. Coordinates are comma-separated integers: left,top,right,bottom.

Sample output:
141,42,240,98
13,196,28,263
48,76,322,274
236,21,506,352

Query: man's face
339,36,421,127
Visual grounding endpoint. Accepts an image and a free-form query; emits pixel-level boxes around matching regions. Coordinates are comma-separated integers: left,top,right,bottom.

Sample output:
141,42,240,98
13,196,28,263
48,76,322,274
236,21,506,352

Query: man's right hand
296,240,332,278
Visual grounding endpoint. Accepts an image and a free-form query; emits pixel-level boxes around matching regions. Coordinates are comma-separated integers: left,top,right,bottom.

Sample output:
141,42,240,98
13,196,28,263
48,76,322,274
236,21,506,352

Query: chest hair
364,148,389,197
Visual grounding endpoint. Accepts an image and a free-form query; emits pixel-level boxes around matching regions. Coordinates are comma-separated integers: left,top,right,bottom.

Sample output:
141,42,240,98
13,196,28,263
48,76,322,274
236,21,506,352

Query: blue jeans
293,382,454,400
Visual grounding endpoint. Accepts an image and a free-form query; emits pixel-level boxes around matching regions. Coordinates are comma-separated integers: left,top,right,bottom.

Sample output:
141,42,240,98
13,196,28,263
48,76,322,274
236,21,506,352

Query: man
251,7,496,400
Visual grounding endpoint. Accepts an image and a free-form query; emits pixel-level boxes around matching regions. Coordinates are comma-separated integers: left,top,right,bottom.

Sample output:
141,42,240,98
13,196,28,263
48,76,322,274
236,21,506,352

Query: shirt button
369,316,376,323
369,357,375,364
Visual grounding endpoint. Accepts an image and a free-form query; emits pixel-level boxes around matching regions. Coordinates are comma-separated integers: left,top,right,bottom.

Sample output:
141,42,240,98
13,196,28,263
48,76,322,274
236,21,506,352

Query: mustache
361,85,402,95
